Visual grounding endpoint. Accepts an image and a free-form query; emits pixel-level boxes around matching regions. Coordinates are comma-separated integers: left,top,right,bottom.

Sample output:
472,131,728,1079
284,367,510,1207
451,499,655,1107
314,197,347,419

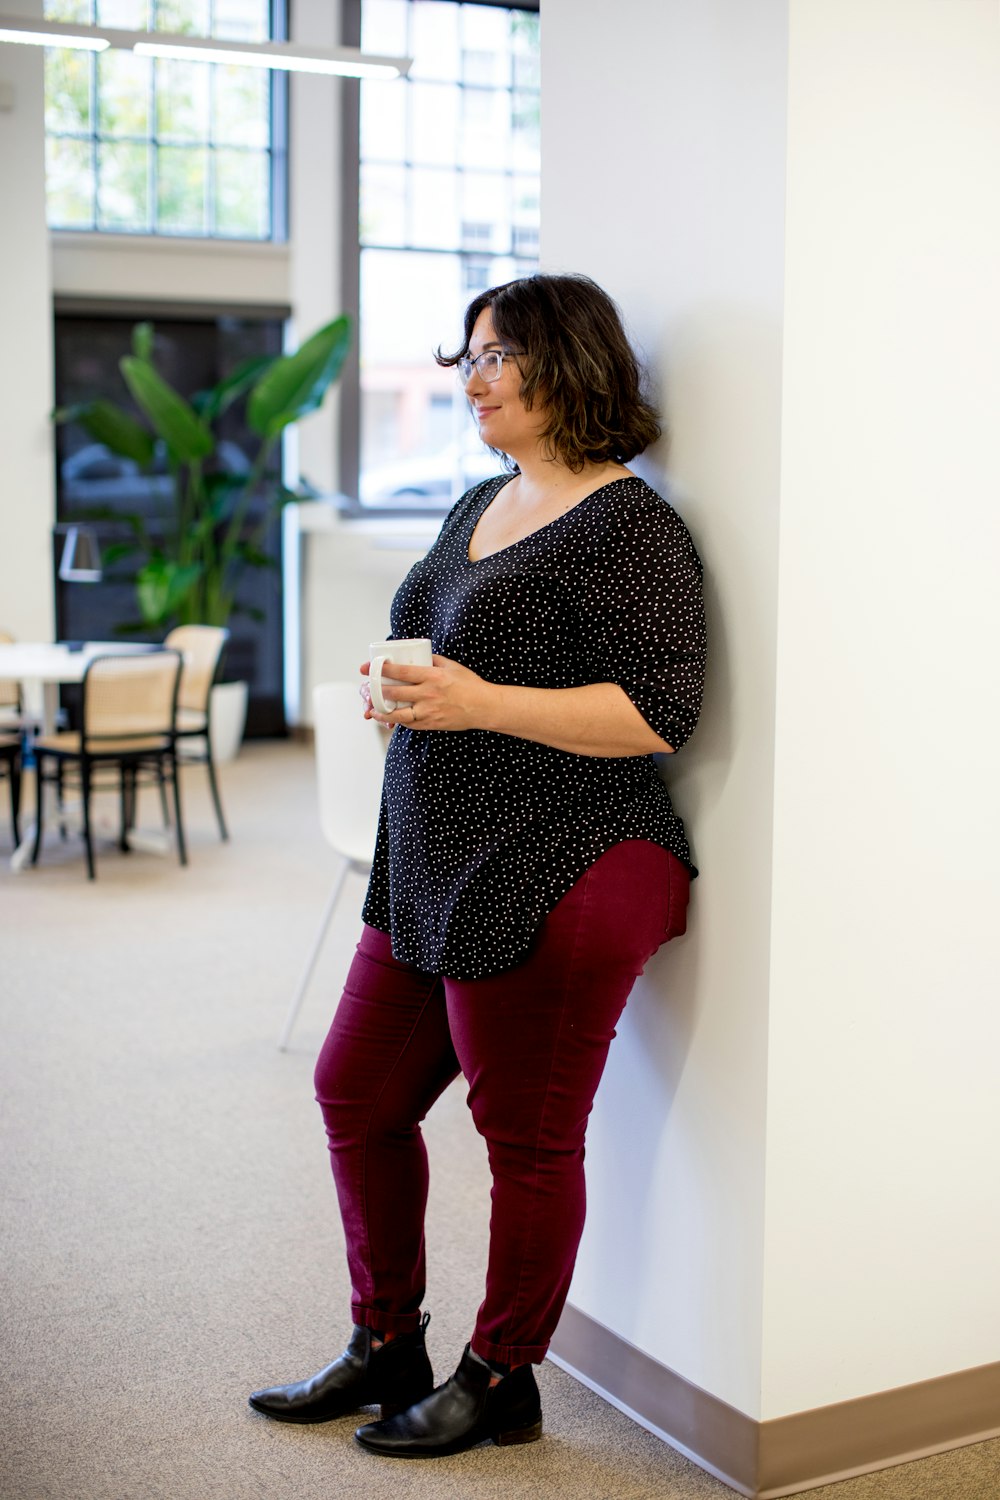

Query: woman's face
463,307,546,459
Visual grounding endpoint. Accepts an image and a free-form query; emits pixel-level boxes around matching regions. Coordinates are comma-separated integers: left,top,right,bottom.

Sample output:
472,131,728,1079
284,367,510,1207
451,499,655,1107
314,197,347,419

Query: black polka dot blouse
362,473,707,980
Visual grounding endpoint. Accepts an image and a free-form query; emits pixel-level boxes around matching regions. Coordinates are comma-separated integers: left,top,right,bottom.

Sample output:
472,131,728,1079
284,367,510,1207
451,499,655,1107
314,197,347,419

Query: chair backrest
82,651,181,744
312,682,386,866
164,625,229,715
0,630,19,711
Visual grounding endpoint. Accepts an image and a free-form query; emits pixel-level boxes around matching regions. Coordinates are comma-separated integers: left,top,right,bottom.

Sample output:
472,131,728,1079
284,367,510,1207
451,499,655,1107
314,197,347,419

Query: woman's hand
359,657,674,756
359,655,494,732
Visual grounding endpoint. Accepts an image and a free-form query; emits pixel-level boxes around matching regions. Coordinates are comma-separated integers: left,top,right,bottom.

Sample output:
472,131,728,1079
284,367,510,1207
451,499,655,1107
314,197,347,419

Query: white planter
209,680,248,763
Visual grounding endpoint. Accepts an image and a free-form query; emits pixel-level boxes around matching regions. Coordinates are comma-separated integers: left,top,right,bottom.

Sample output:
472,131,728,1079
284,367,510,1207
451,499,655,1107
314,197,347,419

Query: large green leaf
120,356,215,464
136,557,203,628
53,399,155,467
247,316,351,440
131,321,155,362
193,354,276,425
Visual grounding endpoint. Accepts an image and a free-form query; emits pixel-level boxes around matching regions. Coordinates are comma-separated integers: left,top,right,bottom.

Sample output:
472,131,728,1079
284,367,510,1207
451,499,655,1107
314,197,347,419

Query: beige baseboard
549,1303,1000,1498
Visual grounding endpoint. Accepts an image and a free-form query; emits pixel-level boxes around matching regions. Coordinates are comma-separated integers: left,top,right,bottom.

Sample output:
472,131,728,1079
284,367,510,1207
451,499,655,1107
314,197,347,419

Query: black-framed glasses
457,349,524,385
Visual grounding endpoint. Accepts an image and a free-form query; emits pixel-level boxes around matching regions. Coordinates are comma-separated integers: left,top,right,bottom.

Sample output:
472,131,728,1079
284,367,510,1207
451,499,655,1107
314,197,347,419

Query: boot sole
354,1415,543,1458
248,1385,433,1425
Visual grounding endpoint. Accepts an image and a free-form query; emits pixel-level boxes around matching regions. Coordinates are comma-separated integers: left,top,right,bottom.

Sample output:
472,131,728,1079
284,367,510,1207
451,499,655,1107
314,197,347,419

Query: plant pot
209,680,248,764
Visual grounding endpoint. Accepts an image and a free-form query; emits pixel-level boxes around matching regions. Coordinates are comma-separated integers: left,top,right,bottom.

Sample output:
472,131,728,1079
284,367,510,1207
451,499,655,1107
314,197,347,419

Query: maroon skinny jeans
313,839,690,1367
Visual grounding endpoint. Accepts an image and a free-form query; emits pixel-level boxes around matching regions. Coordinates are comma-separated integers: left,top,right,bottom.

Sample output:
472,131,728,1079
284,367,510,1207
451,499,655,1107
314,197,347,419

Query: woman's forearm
477,680,674,757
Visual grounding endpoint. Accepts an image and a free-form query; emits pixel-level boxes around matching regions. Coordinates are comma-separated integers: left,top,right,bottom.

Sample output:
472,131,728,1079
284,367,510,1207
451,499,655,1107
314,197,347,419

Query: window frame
43,0,289,242
338,0,540,518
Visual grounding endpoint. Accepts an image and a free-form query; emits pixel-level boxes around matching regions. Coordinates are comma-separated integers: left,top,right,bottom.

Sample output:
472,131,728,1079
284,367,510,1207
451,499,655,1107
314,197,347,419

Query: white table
0,642,161,871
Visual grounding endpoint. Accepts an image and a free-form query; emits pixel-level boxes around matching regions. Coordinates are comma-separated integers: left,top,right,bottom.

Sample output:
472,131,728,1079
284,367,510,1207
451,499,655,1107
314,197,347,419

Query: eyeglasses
457,349,524,385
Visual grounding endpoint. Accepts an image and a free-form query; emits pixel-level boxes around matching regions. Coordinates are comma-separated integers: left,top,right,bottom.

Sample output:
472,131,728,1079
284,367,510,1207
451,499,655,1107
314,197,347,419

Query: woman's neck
503,446,630,507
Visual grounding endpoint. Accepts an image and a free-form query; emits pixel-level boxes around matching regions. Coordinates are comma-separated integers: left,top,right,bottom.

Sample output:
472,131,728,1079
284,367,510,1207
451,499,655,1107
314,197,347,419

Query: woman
249,273,706,1458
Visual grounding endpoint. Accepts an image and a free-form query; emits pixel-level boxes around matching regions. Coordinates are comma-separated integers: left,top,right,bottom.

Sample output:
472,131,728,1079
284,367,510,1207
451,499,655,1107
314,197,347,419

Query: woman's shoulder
583,474,700,558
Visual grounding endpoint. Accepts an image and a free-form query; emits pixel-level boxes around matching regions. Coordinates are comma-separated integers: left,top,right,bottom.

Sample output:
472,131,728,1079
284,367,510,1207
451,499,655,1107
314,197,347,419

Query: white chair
278,682,386,1050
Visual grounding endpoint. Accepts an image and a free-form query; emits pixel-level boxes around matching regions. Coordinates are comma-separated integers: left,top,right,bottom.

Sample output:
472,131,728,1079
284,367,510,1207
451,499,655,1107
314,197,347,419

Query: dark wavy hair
435,273,662,473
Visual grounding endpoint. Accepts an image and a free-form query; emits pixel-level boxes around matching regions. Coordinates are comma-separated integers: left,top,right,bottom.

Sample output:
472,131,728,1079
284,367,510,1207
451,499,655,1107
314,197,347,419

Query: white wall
762,0,1000,1416
543,0,789,1417
544,0,1000,1428
0,0,55,640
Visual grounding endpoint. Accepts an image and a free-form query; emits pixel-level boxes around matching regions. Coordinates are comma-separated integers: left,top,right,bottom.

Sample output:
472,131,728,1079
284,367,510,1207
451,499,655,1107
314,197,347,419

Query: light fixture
57,525,103,584
0,15,411,78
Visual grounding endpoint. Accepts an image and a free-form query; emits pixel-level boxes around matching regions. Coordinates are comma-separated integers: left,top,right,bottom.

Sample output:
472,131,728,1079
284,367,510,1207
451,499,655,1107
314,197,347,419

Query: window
43,0,287,239
346,0,540,511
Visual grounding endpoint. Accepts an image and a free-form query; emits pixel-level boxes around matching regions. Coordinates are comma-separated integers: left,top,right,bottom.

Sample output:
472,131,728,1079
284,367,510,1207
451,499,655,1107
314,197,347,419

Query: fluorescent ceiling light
0,24,108,51
0,15,410,78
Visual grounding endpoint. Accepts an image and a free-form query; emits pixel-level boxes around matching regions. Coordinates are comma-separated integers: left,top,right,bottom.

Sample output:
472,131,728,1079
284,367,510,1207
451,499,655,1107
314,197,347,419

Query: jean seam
499,864,593,1351
354,969,445,1314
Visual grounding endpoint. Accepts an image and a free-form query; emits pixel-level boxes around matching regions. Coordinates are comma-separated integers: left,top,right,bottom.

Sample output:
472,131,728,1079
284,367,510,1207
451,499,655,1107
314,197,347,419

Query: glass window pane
157,144,207,233
155,58,209,140
410,167,458,250
97,139,150,229
361,0,407,54
46,135,94,227
459,87,509,171
213,148,269,237
462,172,508,255
361,76,407,163
213,64,269,148
408,2,458,82
410,83,458,168
97,0,150,25
460,6,508,76
212,0,270,42
361,162,407,247
511,89,539,168
45,47,92,135
155,0,210,33
44,1,95,22
97,50,151,138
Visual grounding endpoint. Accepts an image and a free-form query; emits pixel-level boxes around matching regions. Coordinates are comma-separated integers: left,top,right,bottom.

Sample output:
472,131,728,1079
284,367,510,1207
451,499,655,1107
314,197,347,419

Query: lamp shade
58,525,102,583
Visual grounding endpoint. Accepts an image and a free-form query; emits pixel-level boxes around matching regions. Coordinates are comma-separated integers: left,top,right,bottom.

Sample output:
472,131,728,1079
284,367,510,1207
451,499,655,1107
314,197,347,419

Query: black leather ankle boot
354,1344,542,1457
248,1313,433,1423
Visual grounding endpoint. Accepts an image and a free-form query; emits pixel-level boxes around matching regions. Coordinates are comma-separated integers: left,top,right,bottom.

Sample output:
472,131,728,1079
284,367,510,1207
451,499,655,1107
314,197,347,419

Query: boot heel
494,1417,542,1447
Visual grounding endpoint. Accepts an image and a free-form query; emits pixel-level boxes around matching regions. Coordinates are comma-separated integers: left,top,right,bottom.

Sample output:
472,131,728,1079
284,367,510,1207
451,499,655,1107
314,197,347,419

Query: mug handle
369,654,394,714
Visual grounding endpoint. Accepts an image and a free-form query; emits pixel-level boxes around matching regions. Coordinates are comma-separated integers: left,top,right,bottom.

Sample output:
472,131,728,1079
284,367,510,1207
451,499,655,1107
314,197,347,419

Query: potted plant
53,315,351,754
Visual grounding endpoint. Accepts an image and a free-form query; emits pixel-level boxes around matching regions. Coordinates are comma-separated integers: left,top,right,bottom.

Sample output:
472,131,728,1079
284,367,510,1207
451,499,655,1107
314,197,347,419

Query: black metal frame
0,735,21,849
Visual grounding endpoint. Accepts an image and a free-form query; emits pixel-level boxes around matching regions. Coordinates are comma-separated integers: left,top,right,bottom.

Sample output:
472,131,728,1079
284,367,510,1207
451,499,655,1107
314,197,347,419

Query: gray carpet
2,742,997,1500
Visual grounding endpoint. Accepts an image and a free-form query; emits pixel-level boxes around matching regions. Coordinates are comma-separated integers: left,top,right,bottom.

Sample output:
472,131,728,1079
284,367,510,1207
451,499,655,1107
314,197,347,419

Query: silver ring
409,704,417,723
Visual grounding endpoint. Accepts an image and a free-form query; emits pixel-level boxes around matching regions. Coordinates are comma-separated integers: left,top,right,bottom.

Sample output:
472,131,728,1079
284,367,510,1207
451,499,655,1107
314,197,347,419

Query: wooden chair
164,625,230,840
32,650,185,879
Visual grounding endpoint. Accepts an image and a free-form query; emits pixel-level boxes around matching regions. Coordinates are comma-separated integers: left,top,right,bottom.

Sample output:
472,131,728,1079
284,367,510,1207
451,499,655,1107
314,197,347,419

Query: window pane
460,6,508,75
97,139,150,229
155,58,209,139
462,172,508,255
361,162,407,246
361,76,407,163
213,148,269,237
97,50,151,138
459,87,509,170
411,167,458,250
213,64,269,148
45,1,94,21
46,135,94,227
361,0,407,53
97,0,150,25
212,0,269,42
45,46,92,135
157,144,207,232
408,2,458,82
154,0,210,32
410,83,459,168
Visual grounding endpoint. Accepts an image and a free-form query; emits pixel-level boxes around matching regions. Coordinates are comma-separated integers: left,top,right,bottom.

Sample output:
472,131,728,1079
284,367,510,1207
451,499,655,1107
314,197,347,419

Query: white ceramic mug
368,637,433,714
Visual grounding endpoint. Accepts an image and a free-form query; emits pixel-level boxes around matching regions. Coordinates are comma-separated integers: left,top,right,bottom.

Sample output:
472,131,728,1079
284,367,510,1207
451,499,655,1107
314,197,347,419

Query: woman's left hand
362,655,493,732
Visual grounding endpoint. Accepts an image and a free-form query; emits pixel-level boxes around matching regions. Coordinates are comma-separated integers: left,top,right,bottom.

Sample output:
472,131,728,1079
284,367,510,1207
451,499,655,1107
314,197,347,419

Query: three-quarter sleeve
576,495,706,751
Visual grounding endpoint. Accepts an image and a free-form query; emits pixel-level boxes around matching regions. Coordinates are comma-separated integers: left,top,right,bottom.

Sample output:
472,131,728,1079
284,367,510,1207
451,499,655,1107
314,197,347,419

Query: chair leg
278,860,350,1051
9,755,20,848
31,753,46,865
169,751,188,866
157,760,170,828
205,748,229,841
81,759,96,880
118,763,131,852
